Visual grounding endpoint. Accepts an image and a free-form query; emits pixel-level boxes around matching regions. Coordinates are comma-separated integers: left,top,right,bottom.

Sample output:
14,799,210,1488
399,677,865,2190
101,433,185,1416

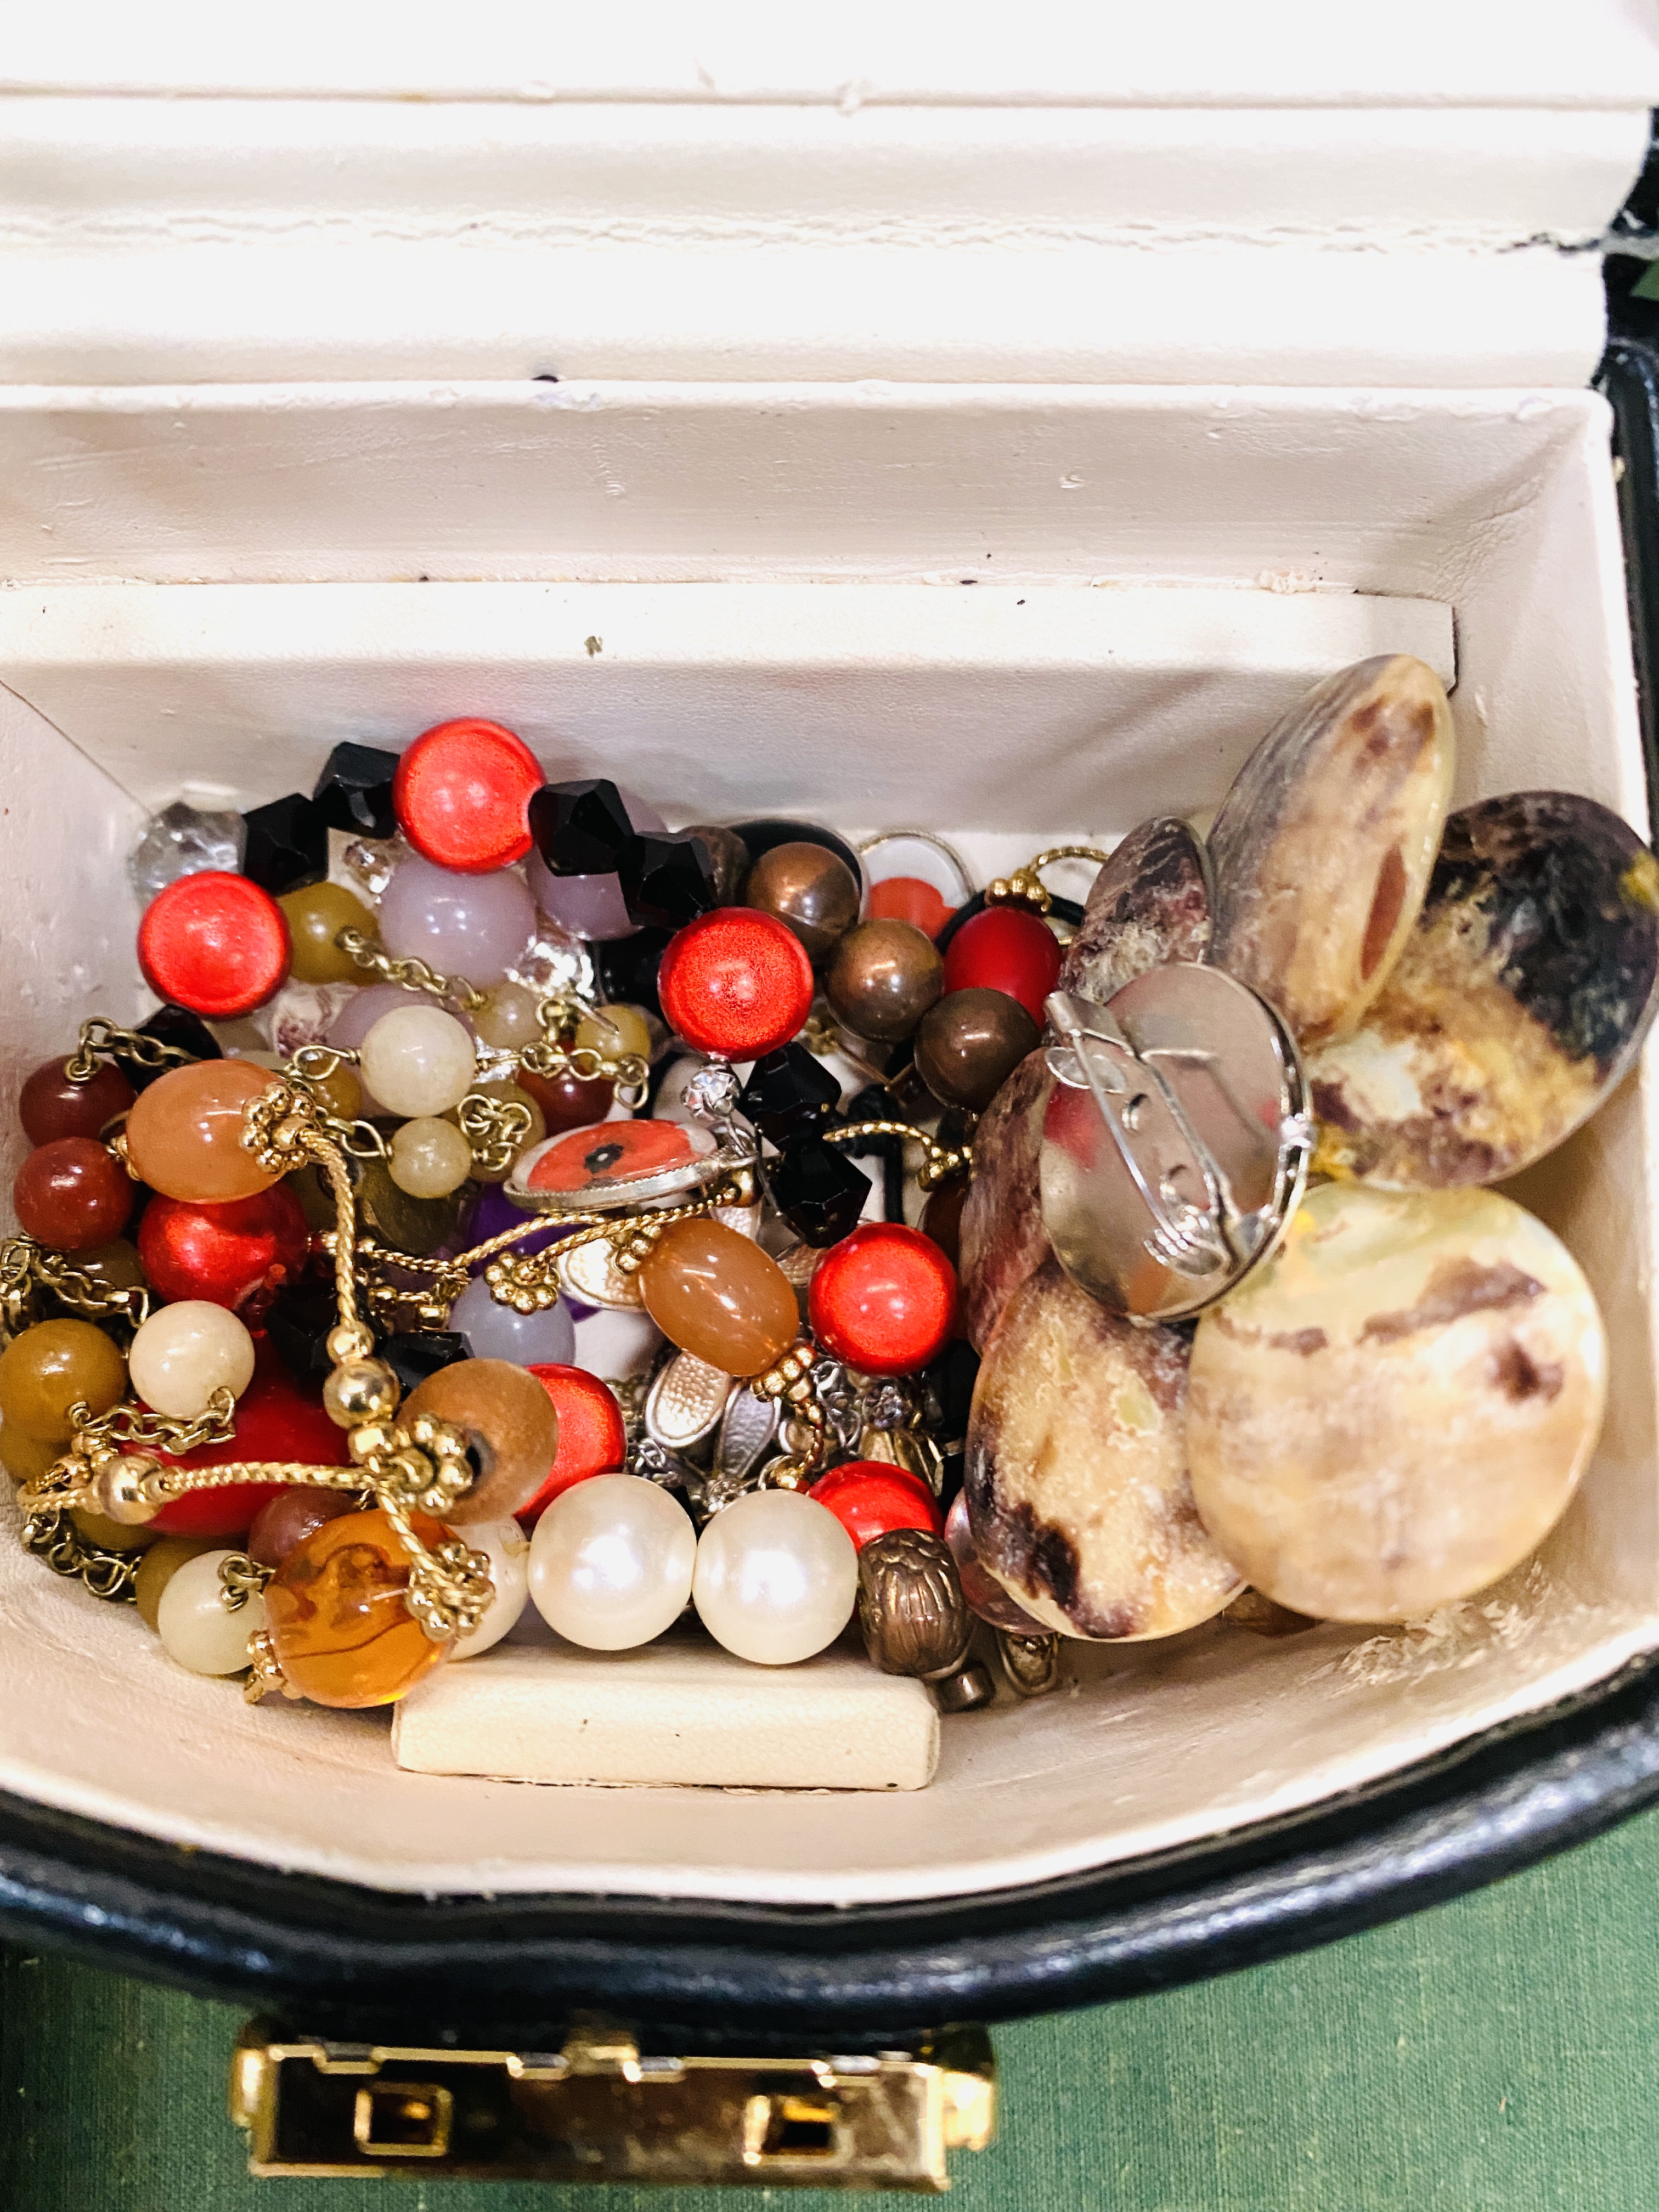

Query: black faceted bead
731,816,863,887
128,1004,223,1091
312,741,400,839
264,1282,341,1383
379,1330,473,1394
596,927,670,1019
840,1082,906,1221
527,779,639,878
620,831,717,930
242,792,329,893
769,1135,871,1248
738,1045,840,1141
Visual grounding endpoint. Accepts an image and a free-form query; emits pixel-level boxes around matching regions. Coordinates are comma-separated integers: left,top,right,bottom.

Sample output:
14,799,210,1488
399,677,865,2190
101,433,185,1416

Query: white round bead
156,1549,266,1676
389,1114,474,1198
692,1490,857,1666
128,1301,256,1419
451,1517,531,1658
359,1005,477,1119
529,1473,695,1651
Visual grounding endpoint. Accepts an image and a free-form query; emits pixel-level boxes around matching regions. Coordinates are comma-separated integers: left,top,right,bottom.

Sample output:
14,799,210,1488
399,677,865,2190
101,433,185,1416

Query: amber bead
825,919,944,1043
0,1424,60,1485
403,1359,561,1521
19,1055,134,1147
518,1065,614,1134
125,1059,282,1203
0,1319,126,1443
915,986,1041,1113
637,1216,799,1378
265,1507,453,1708
13,1137,134,1252
743,841,861,963
246,1485,357,1568
134,1533,222,1629
277,881,376,985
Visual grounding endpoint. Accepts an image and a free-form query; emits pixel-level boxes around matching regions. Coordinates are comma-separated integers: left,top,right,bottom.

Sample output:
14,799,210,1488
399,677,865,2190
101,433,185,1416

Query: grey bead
127,799,246,901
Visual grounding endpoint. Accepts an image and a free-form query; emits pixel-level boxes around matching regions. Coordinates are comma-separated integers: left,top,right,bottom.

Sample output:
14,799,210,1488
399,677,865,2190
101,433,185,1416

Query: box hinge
229,2015,995,2191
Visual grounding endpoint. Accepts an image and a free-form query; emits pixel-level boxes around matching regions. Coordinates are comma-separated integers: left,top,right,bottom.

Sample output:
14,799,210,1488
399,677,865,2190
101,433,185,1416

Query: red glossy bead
808,1223,957,1376
137,1184,311,1315
150,1351,352,1538
657,907,815,1058
138,871,291,1018
393,718,542,873
19,1056,134,1146
13,1138,134,1251
518,1363,628,1523
941,907,1062,1027
808,1460,943,1552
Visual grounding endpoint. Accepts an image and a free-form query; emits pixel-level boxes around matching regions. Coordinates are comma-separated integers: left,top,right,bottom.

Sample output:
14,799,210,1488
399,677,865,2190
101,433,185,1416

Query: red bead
518,1363,628,1523
808,1223,957,1376
245,1486,356,1568
138,871,291,1018
517,1066,614,1134
13,1138,133,1251
150,1350,353,1537
657,908,815,1058
137,1184,311,1314
393,718,542,873
941,907,1062,1026
19,1056,134,1146
808,1460,942,1551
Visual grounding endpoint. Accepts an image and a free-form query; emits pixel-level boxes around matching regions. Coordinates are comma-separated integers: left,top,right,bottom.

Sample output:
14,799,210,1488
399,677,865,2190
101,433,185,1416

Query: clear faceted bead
338,832,407,901
127,799,246,901
511,919,595,1002
682,1061,742,1123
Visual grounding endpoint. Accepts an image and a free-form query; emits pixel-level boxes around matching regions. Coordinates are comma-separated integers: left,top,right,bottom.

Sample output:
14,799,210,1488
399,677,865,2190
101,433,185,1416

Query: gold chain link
62,1015,200,1085
985,844,1113,916
822,1119,972,1192
20,1506,139,1602
334,926,490,1013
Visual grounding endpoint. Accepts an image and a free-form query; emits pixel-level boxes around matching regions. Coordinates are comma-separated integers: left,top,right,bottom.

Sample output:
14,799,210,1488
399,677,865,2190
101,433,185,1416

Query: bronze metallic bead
680,823,752,905
933,1662,997,1712
743,840,861,963
914,986,1040,1113
856,1526,972,1680
825,919,944,1045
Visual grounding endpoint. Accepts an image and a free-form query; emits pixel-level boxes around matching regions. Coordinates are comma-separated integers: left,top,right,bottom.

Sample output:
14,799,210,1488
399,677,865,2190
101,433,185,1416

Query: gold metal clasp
231,2016,995,2191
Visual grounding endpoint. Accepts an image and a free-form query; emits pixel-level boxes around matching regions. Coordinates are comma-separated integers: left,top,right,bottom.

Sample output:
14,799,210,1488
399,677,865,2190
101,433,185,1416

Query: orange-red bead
657,908,814,1058
808,1460,942,1551
265,1507,453,1708
519,1364,628,1522
393,718,541,873
808,1223,957,1376
138,871,291,1018
13,1137,133,1251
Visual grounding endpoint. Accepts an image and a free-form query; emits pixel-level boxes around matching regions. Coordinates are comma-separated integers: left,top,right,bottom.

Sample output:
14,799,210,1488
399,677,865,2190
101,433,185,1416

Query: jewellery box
2,12,1658,2184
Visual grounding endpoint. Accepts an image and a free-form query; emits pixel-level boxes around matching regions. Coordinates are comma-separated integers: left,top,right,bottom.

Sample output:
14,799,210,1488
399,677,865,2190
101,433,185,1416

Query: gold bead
93,1451,163,1526
325,1321,376,1365
323,1357,402,1430
347,1418,402,1465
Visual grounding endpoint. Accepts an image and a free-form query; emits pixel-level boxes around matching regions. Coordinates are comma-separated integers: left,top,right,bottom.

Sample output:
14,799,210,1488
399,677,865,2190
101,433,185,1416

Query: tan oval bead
474,981,544,1051
125,1059,283,1203
277,881,376,985
0,1319,127,1443
637,1216,799,1378
403,1358,560,1522
133,1533,223,1630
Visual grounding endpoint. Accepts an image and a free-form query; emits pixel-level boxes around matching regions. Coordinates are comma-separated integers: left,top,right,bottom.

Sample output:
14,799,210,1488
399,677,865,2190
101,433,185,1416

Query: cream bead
389,1115,475,1198
358,1006,477,1119
692,1491,857,1666
452,1517,531,1658
128,1301,256,1419
529,1473,695,1651
156,1549,266,1675
474,981,544,1050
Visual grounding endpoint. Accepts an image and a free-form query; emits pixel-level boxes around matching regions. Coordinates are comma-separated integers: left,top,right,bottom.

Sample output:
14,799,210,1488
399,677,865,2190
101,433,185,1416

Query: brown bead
918,1177,969,1268
914,987,1041,1113
403,1359,560,1521
0,1319,127,1443
246,1485,358,1568
13,1137,134,1251
825,919,944,1043
265,1507,452,1708
518,1066,614,1134
70,1505,160,1554
311,1064,363,1123
637,1215,800,1378
277,881,376,985
134,1533,222,1629
681,824,751,904
743,841,861,963
0,1424,61,1484
19,1055,135,1147
67,1239,147,1296
125,1059,283,1204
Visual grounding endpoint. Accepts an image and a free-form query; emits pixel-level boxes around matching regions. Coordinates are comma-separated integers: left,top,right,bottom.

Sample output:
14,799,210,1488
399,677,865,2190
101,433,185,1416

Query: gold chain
457,1089,534,1176
20,1506,138,1602
62,1016,199,1084
69,1387,236,1457
985,844,1113,915
0,1235,153,1339
515,1037,650,1110
823,1119,972,1192
334,927,489,1013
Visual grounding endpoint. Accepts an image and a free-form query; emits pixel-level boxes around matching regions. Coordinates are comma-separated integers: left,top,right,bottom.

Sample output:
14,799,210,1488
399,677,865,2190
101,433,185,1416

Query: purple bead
458,1180,568,1266
527,850,635,940
380,854,535,988
449,1274,578,1365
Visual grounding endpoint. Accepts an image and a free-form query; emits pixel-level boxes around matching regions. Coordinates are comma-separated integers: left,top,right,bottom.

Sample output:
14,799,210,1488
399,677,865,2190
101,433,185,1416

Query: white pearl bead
128,1301,256,1419
359,1005,477,1119
529,1474,695,1651
156,1549,266,1676
389,1114,474,1198
452,1518,531,1658
692,1491,857,1666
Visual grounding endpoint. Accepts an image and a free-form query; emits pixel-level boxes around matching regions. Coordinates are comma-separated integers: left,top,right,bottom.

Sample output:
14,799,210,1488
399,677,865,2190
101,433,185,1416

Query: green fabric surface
4,1805,1657,2210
